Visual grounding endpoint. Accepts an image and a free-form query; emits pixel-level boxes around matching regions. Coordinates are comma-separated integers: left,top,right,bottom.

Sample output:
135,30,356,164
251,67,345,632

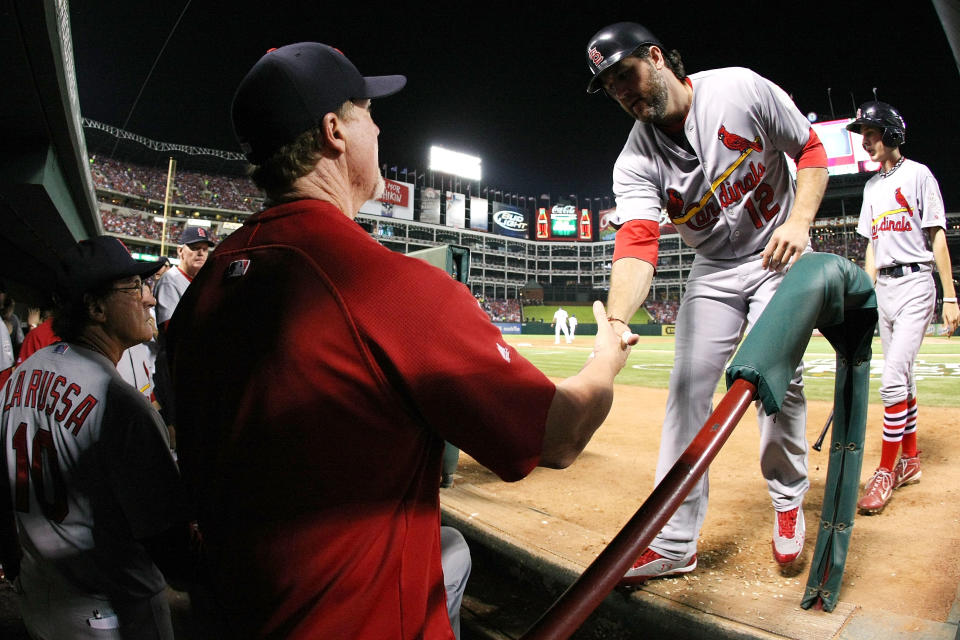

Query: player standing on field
552,306,571,344
584,22,829,583
847,101,959,514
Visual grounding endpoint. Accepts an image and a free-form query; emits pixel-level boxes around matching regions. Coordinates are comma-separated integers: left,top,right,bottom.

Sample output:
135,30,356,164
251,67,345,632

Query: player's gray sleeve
856,180,875,239
97,381,182,540
750,71,811,158
0,440,20,577
611,127,665,226
920,172,946,228
154,276,180,326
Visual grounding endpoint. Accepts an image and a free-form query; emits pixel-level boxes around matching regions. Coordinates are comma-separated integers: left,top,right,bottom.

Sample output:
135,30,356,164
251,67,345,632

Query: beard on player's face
611,58,669,125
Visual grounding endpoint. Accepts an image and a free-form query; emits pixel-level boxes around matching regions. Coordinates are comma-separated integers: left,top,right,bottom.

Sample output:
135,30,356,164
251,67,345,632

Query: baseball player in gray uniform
153,226,215,435
0,236,183,639
585,22,829,583
847,102,959,514
154,226,215,330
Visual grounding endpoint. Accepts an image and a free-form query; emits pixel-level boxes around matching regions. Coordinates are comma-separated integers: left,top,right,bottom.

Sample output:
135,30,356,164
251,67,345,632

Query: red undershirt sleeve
795,127,827,170
612,219,660,267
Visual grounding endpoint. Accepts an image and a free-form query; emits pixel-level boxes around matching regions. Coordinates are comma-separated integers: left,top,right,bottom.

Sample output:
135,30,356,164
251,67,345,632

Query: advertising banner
445,191,466,229
358,179,414,220
420,187,441,224
470,196,489,231
810,118,880,175
536,205,593,241
598,207,618,241
492,204,528,239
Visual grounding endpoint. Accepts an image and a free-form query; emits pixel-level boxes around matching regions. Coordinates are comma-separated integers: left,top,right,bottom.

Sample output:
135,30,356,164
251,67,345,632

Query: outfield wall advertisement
445,191,466,229
492,204,528,239
358,178,414,219
420,187,441,224
470,196,489,231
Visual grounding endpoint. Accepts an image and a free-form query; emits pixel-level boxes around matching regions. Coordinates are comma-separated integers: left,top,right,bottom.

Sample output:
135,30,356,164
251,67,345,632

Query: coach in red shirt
169,42,636,639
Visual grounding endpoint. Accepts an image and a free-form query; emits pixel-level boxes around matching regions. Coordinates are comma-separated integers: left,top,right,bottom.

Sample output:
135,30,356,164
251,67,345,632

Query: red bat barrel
522,378,758,640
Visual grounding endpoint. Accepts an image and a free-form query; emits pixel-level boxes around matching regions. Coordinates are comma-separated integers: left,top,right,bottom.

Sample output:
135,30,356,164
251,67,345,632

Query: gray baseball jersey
856,158,946,267
117,343,157,401
608,66,813,561
154,267,192,326
611,67,811,259
856,158,945,406
1,343,179,601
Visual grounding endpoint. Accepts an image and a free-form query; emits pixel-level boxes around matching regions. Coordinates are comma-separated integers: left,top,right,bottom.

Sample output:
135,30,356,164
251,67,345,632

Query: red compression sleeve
612,219,660,266
795,127,827,170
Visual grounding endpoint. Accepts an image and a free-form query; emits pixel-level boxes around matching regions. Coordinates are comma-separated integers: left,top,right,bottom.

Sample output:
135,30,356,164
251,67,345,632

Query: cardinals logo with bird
718,125,763,153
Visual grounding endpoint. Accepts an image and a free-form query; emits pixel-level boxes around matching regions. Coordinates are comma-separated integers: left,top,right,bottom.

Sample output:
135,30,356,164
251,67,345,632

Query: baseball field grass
505,334,960,407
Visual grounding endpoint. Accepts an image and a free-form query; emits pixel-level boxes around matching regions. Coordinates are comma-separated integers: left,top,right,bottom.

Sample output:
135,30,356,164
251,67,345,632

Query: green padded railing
725,252,877,612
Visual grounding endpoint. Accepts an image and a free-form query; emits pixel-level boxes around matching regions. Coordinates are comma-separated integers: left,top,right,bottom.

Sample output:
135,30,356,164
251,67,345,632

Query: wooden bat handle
522,378,757,640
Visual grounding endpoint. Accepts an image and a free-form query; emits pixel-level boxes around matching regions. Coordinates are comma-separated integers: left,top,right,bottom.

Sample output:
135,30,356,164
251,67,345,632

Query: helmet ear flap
882,128,904,148
847,100,906,147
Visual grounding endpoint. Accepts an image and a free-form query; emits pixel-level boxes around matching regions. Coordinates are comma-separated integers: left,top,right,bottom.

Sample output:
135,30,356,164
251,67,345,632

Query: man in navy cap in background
154,226,215,332
152,226,216,442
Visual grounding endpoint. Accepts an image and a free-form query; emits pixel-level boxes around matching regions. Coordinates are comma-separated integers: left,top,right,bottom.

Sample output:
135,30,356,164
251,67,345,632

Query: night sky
69,1,960,206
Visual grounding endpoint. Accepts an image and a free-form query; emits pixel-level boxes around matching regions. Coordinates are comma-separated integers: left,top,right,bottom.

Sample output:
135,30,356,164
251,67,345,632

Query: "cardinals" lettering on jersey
611,67,812,259
856,158,946,268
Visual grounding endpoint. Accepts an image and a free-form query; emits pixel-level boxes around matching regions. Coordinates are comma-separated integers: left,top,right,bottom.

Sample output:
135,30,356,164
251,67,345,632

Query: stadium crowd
476,296,522,322
91,156,263,213
644,299,680,324
810,230,868,265
89,157,941,330
100,209,185,244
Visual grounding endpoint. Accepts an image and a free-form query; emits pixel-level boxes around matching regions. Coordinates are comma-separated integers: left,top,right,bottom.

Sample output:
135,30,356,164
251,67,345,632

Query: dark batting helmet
846,101,906,148
585,22,663,94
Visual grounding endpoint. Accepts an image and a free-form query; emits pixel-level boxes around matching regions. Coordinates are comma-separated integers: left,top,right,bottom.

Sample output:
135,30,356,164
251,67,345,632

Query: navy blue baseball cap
179,226,216,246
59,236,165,300
231,42,407,164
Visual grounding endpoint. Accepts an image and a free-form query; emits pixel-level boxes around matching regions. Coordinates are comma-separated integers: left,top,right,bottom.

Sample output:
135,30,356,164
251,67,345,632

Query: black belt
878,263,924,278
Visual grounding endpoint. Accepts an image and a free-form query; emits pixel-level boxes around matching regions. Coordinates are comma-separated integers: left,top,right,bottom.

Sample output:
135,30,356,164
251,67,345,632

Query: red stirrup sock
901,396,918,457
879,399,908,471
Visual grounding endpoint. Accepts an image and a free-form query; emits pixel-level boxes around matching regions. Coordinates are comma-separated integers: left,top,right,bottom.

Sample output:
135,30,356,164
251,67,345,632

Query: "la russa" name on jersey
3,368,98,435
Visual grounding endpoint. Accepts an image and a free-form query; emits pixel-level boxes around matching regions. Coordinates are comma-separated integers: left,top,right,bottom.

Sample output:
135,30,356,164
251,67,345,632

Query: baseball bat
812,408,834,452
521,378,757,640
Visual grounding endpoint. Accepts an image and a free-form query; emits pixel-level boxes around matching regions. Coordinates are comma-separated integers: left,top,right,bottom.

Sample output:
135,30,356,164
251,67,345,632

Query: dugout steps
442,482,960,640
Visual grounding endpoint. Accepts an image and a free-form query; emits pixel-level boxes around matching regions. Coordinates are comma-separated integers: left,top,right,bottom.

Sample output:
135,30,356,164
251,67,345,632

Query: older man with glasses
0,236,187,640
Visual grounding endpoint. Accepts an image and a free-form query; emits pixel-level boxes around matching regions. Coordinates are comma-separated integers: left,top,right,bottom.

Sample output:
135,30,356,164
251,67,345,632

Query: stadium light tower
429,145,482,182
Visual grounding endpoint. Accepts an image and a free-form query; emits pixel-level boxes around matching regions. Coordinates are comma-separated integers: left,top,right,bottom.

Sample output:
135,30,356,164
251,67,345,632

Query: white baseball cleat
893,452,921,489
772,505,805,565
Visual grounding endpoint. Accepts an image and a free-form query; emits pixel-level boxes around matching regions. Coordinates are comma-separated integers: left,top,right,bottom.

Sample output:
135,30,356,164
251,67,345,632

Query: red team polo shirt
169,199,555,639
